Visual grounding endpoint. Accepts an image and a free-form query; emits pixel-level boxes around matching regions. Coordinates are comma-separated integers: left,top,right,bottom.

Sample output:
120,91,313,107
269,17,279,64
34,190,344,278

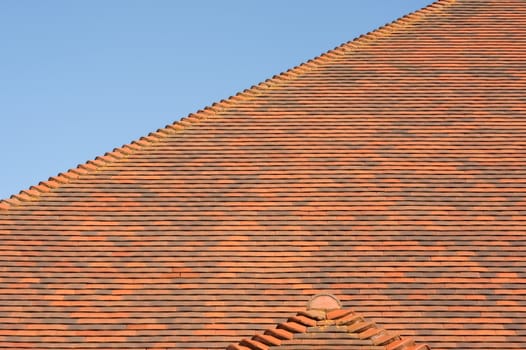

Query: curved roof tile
227,298,431,350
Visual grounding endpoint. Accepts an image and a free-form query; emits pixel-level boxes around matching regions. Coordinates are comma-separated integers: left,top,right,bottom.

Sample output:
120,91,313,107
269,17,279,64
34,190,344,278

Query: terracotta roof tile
1,0,526,349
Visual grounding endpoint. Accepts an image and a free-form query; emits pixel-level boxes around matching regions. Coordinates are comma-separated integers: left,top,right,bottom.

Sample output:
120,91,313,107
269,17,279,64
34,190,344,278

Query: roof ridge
226,308,430,350
0,0,454,210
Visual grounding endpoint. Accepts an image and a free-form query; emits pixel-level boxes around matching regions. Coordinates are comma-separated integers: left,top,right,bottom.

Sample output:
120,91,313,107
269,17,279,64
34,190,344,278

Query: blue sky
0,0,433,200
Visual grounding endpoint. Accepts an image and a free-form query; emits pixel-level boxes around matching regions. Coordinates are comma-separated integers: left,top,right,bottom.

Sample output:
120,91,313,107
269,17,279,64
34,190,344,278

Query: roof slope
1,0,526,349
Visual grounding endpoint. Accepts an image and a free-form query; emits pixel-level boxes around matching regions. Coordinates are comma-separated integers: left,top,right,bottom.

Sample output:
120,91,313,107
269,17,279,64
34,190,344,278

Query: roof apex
307,293,342,312
227,300,430,350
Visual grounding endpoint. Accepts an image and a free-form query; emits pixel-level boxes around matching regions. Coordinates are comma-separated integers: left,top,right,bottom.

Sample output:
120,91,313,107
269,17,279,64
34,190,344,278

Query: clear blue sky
0,0,433,200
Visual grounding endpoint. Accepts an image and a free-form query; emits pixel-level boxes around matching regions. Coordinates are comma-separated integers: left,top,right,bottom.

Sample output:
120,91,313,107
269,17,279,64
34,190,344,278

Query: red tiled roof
1,0,526,349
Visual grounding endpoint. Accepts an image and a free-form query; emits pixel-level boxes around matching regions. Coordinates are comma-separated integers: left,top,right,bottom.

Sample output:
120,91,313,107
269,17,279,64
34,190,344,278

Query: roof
1,0,525,349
